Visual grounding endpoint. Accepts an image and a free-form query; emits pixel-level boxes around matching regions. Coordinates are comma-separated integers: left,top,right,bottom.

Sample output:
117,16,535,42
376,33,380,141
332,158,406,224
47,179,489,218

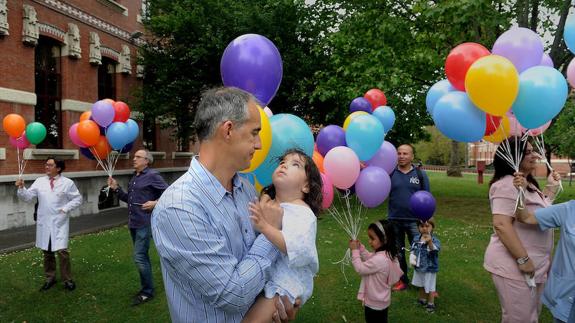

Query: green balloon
25,122,47,145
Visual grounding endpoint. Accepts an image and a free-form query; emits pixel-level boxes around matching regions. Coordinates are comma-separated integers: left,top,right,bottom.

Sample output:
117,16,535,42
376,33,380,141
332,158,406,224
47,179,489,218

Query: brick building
0,1,191,230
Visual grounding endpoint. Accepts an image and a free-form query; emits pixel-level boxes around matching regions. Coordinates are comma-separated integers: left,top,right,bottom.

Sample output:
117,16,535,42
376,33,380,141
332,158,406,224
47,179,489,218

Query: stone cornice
38,22,65,42
0,87,37,105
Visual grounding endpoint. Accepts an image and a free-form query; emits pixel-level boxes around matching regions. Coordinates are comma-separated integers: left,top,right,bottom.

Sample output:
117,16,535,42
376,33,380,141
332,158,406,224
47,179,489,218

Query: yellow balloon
243,105,272,172
465,55,519,116
343,111,369,130
483,115,511,143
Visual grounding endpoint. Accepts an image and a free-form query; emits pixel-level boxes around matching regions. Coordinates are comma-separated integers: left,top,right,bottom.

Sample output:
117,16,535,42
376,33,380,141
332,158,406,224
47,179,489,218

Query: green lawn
1,172,573,322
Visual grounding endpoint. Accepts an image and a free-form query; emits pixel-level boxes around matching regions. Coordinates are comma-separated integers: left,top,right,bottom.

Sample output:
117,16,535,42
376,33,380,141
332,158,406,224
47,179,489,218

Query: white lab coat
17,175,82,251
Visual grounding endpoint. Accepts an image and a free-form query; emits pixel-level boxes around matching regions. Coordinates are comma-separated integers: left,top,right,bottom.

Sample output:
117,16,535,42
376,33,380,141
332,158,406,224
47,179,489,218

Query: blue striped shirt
152,158,280,323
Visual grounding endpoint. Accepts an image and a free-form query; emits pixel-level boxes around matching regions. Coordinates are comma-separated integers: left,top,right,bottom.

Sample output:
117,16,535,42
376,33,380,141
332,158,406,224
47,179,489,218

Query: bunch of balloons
69,99,138,176
428,27,568,144
563,15,575,89
2,113,47,177
316,88,398,209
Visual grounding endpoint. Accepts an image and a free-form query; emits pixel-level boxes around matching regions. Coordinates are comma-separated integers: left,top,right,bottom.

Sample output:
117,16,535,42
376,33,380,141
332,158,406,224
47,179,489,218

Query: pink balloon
525,120,551,136
69,123,88,148
507,114,523,137
9,133,30,149
263,106,273,117
567,57,575,88
323,146,360,189
320,172,334,209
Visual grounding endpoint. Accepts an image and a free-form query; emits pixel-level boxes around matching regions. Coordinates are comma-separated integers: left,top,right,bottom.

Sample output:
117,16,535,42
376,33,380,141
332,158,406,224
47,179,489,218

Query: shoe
426,303,436,313
417,299,426,306
39,280,57,291
392,281,407,291
132,293,153,306
64,280,76,291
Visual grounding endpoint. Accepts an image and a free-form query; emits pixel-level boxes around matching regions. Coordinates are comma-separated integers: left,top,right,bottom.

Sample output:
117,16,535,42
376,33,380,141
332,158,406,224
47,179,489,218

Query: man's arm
16,179,38,202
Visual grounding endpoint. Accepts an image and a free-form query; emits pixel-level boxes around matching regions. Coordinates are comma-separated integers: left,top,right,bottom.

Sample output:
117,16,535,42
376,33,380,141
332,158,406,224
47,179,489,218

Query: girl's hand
513,172,528,189
259,194,283,229
249,201,272,234
547,170,561,185
349,240,359,250
421,234,431,243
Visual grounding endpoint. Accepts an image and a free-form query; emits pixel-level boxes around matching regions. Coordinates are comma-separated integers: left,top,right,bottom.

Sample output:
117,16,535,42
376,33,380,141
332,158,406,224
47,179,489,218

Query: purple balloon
349,97,372,113
80,147,96,160
91,100,115,127
356,166,391,208
540,53,554,67
366,141,398,174
492,27,544,73
221,34,283,106
316,125,346,156
409,191,436,221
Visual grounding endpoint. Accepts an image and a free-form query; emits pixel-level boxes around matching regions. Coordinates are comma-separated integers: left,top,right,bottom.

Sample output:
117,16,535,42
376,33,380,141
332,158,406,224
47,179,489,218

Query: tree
415,126,466,166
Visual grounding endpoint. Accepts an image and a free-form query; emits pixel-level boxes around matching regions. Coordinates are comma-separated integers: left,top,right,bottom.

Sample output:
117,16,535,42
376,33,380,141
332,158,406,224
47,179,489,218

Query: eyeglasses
134,156,147,160
45,164,56,167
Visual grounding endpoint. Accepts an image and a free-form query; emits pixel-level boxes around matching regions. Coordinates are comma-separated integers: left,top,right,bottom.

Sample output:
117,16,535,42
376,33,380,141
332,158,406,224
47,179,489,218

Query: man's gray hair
144,150,153,164
194,87,254,141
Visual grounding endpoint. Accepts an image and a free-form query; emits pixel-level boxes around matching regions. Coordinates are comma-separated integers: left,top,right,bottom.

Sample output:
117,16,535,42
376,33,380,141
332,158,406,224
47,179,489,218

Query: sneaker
39,279,57,292
392,281,407,291
417,299,426,306
426,303,436,313
132,293,153,306
64,280,76,291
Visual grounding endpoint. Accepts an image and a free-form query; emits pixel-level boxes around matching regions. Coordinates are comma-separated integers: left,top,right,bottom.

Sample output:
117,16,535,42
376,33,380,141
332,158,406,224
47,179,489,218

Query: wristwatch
516,256,530,265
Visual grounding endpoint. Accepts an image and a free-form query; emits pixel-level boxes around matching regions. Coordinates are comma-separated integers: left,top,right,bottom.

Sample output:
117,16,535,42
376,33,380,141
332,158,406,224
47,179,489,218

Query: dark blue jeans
389,219,419,284
130,226,153,296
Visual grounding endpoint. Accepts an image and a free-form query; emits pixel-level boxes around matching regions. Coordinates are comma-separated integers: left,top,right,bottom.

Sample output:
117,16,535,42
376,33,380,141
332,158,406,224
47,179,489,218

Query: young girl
349,220,403,323
242,148,323,323
410,218,440,313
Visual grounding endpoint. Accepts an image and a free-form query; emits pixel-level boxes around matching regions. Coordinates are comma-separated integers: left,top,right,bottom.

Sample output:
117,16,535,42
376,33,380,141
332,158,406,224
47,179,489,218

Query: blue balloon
125,119,139,143
345,114,385,161
349,97,372,113
564,15,575,55
253,114,314,186
80,147,96,160
426,79,455,115
512,66,568,129
106,122,129,150
372,106,395,133
238,172,255,185
433,91,486,142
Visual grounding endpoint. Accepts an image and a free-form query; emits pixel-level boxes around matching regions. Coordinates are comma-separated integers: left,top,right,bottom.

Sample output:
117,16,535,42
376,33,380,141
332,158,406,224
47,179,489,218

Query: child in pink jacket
349,219,403,323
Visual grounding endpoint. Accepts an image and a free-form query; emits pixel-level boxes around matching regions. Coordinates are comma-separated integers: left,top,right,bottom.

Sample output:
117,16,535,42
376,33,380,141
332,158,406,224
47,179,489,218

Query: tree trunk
447,140,462,177
516,0,529,27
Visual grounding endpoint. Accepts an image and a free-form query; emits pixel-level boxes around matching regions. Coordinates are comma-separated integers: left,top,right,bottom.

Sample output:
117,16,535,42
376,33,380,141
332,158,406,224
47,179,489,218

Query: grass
1,171,573,322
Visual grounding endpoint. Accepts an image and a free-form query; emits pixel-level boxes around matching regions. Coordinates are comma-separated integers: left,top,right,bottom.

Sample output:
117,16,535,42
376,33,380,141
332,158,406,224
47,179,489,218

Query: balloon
484,114,502,136
252,114,314,186
125,119,139,143
323,146,360,189
77,120,100,146
113,101,131,122
91,100,115,127
567,57,575,88
445,42,491,91
254,176,264,194
433,91,486,142
119,141,134,154
465,55,519,116
316,125,346,156
221,34,282,106
372,106,395,133
426,79,455,115
68,123,87,148
91,135,111,159
409,191,436,221
483,115,511,143
80,111,92,122
9,133,30,149
320,173,334,209
103,98,115,105
346,114,385,161
349,97,372,113
364,89,387,110
355,167,391,208
564,14,575,55
238,172,256,185
525,121,551,136
24,122,47,145
243,106,272,172
540,53,554,67
80,147,96,160
366,141,398,174
263,106,273,117
106,122,129,150
343,111,368,131
492,27,544,73
312,150,324,173
512,66,568,129
3,114,26,138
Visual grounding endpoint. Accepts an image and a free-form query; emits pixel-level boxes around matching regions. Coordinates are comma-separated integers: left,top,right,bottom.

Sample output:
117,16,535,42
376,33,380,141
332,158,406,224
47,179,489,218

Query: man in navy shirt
109,149,168,305
388,144,430,291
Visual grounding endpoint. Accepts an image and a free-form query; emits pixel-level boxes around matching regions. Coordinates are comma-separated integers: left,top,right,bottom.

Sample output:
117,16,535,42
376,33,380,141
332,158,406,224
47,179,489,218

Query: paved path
0,207,128,254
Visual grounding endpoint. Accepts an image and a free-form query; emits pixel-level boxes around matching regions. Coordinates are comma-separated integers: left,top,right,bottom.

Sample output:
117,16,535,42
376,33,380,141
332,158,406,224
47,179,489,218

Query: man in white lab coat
16,157,82,291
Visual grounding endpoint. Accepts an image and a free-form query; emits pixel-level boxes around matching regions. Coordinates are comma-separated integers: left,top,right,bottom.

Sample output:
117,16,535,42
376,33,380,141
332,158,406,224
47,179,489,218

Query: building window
142,115,156,151
98,57,117,100
35,37,62,149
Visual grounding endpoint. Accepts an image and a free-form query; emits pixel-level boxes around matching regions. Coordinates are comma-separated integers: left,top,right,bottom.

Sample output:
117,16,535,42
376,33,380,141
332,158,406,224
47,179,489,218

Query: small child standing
349,220,403,323
410,218,440,313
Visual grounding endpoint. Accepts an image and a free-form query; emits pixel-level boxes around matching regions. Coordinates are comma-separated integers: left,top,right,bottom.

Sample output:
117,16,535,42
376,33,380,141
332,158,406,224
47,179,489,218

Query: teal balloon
433,91,486,142
253,114,314,186
106,122,129,150
372,106,395,133
345,114,385,161
25,122,47,145
512,66,568,129
564,15,575,55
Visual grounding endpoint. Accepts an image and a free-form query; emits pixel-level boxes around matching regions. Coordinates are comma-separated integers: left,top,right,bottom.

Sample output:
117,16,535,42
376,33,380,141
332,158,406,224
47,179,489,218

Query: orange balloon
3,114,26,138
312,150,324,173
91,136,111,159
77,120,100,146
80,111,92,122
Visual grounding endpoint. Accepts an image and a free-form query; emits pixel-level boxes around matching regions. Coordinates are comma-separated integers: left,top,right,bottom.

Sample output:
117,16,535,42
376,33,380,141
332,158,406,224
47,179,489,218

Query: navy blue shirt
117,167,168,228
388,165,430,220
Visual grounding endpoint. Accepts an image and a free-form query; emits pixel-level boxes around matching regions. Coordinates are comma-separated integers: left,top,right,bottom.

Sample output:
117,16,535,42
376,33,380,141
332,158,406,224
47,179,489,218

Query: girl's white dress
263,203,318,305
